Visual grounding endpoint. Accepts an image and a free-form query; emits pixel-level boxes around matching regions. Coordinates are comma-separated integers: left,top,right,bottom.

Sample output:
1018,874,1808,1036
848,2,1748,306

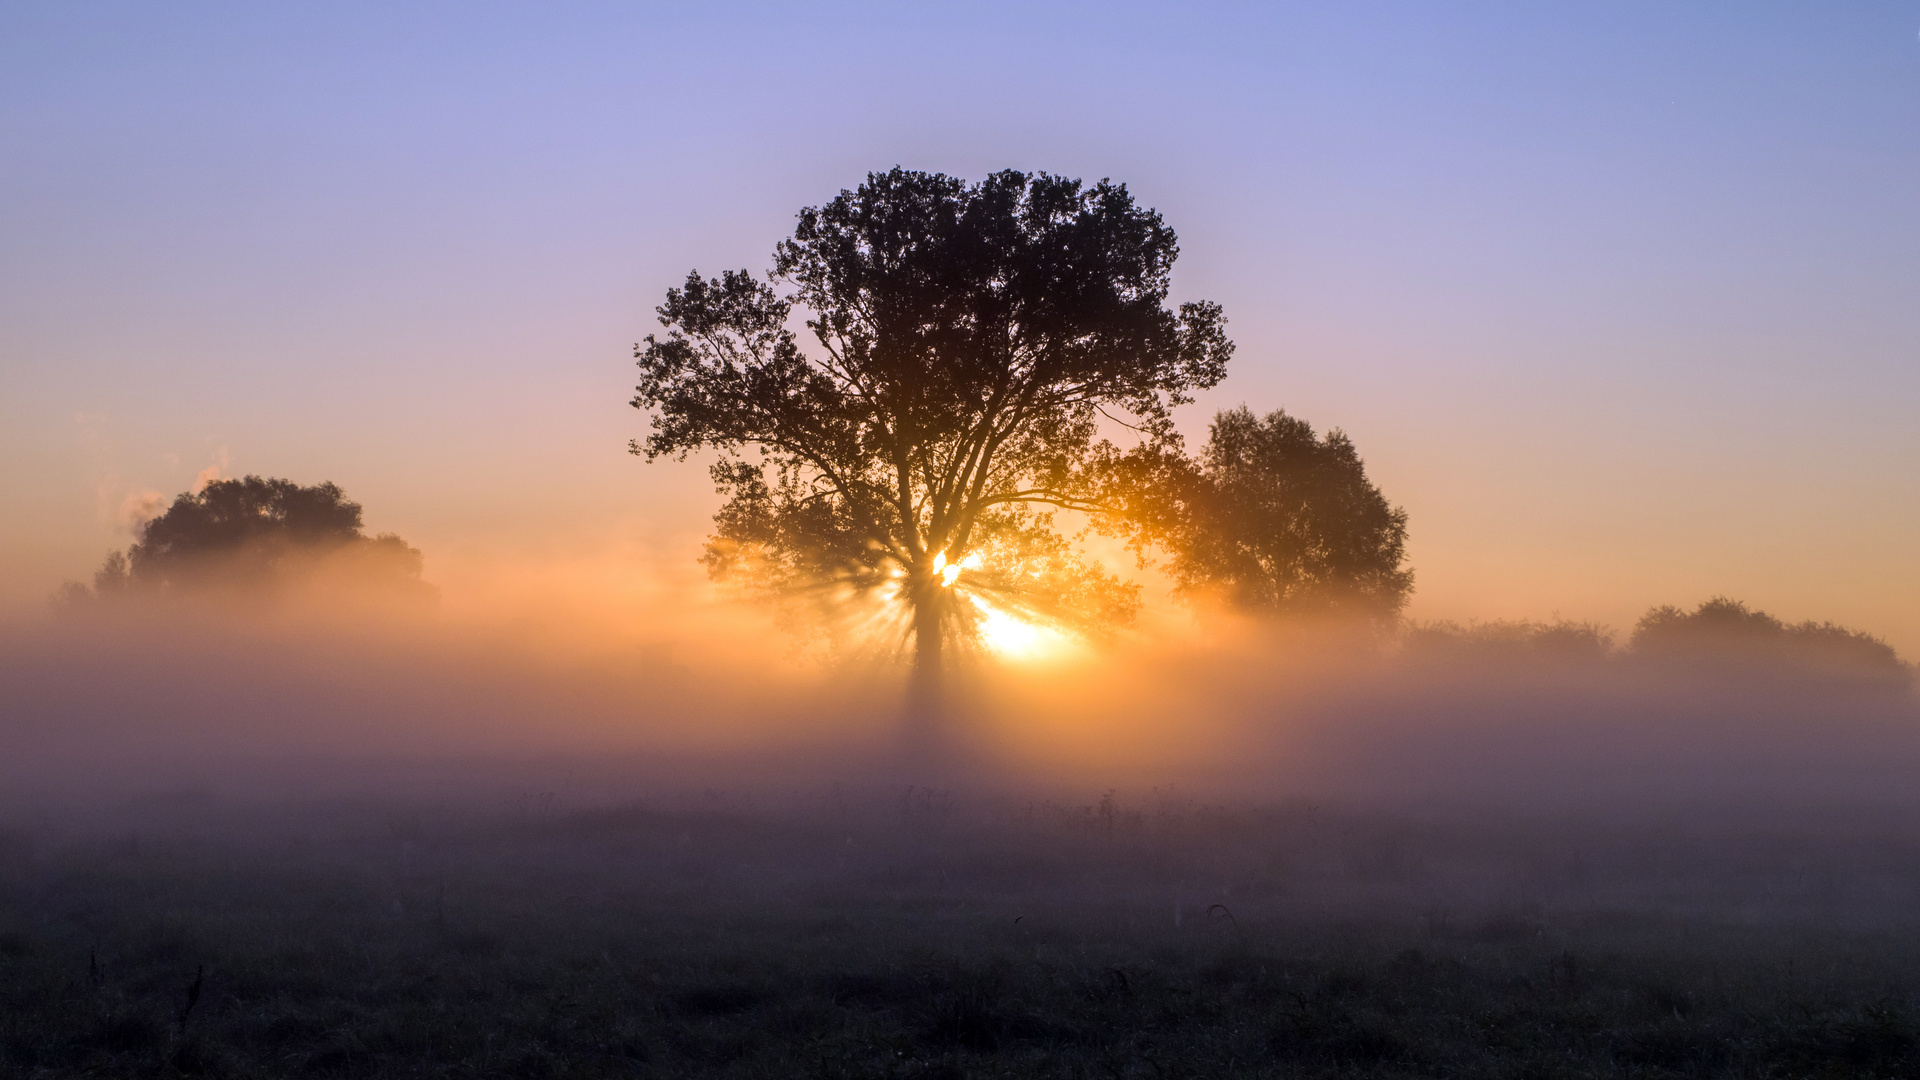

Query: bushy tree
1631,597,1906,680
69,476,429,602
1101,406,1412,621
631,168,1232,715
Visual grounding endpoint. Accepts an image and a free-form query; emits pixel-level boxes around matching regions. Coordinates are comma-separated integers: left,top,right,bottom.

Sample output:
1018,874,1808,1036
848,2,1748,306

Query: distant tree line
1402,597,1908,684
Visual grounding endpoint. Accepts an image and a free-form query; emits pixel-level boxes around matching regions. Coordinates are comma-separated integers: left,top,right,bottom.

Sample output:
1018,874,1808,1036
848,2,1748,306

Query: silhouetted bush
1631,597,1907,684
1400,619,1615,668
62,475,433,608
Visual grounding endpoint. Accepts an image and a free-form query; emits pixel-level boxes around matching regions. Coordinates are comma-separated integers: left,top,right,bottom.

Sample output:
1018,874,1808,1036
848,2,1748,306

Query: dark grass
6,790,1920,1078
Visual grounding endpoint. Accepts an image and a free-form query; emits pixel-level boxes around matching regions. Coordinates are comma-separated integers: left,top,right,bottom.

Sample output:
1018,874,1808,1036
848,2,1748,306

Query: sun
928,549,1078,662
933,549,982,588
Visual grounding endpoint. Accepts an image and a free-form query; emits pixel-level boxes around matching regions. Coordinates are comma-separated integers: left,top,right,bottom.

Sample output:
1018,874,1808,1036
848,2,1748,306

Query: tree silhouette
72,476,429,601
1632,597,1906,680
1102,407,1411,621
1401,619,1612,666
631,168,1231,722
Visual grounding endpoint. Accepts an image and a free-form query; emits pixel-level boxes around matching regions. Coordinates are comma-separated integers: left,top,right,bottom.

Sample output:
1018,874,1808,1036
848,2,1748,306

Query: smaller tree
66,476,430,603
1103,406,1412,620
1632,597,1906,680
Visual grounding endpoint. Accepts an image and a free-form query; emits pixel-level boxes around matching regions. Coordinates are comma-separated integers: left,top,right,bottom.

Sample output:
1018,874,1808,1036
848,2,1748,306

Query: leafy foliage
1632,597,1906,679
72,476,429,602
1099,407,1412,621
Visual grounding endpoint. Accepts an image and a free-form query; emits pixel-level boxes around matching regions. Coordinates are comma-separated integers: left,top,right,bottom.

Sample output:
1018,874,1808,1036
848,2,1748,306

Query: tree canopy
1632,597,1906,679
1099,406,1412,621
632,168,1232,699
76,476,429,603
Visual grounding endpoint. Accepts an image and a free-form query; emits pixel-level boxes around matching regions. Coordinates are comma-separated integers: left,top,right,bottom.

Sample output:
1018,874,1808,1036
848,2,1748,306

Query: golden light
933,550,982,588
971,596,1075,662
921,551,1073,661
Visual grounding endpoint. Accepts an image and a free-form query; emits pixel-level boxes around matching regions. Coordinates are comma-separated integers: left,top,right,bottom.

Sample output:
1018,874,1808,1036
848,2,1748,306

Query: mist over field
6,551,1913,821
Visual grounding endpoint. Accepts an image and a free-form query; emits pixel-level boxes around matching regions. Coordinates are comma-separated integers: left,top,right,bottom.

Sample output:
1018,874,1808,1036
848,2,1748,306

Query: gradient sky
3,1,1917,651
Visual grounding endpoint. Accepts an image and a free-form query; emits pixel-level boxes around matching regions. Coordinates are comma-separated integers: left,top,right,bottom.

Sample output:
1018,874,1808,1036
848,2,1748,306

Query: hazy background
4,1,1918,652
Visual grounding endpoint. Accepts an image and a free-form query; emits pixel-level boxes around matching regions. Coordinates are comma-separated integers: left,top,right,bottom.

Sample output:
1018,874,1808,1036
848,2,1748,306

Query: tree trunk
904,580,945,758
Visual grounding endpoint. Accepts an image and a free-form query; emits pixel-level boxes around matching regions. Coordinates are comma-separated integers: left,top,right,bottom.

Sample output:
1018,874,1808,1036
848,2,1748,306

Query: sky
3,1,1917,653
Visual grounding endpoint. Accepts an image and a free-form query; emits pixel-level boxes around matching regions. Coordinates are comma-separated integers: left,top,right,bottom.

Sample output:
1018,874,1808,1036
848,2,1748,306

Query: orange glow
970,596,1076,662
933,550,981,588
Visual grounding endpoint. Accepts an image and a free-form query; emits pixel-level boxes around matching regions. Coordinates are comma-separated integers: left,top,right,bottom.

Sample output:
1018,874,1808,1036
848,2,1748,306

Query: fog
6,553,1915,863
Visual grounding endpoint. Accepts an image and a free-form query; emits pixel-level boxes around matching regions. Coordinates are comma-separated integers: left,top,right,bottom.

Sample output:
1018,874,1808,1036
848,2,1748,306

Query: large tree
631,168,1231,714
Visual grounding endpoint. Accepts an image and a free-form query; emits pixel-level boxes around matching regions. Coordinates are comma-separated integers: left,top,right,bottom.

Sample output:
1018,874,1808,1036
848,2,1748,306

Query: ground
4,785,1920,1078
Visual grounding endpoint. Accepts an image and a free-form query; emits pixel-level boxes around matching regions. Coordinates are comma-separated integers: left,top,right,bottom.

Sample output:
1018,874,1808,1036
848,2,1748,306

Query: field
6,783,1920,1079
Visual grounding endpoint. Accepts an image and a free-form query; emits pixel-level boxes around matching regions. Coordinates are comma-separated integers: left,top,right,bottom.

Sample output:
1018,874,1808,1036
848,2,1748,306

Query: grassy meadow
5,785,1920,1078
